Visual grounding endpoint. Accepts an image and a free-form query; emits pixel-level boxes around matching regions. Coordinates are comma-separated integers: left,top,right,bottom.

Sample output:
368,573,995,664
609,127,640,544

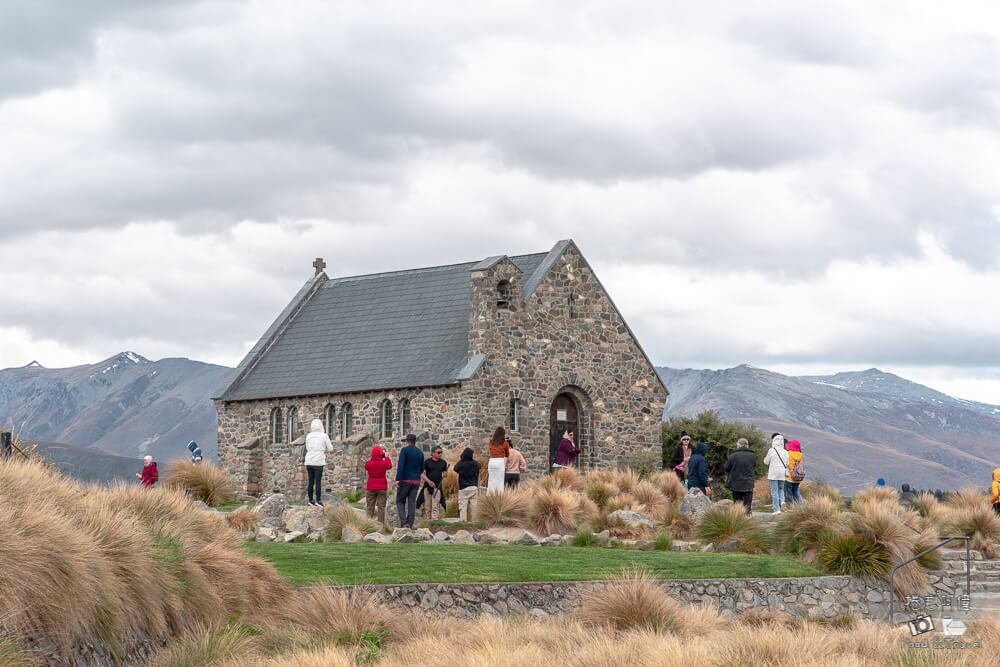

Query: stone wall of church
465,244,667,476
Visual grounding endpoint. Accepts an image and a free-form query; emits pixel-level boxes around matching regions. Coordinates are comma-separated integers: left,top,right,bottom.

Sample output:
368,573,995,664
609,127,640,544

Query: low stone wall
320,576,897,621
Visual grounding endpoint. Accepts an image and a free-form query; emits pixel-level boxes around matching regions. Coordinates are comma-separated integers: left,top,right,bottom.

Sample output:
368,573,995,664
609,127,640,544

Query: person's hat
405,433,417,443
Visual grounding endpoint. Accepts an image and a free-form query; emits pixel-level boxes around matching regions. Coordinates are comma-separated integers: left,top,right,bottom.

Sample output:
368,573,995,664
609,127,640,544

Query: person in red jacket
364,445,393,524
136,455,158,487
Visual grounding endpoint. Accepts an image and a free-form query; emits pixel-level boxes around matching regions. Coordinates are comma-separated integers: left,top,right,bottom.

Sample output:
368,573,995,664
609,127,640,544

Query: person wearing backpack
784,439,804,506
763,433,789,513
991,468,1000,517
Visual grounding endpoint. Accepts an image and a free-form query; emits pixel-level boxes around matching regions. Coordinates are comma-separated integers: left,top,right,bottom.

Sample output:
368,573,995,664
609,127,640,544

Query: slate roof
217,252,548,401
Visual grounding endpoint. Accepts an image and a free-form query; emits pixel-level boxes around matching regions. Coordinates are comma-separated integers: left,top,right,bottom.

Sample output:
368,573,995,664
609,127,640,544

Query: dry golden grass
605,492,639,513
800,480,845,507
773,496,849,562
608,469,640,495
537,466,584,493
852,485,901,512
574,495,600,528
648,470,686,505
657,503,696,540
851,504,926,595
527,486,578,536
632,480,669,520
754,476,772,506
583,475,618,508
0,456,291,656
162,460,237,506
475,487,531,527
226,505,261,532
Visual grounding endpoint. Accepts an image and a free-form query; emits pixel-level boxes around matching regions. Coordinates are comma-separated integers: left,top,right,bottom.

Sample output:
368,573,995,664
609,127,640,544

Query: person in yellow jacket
991,468,1000,517
784,440,804,506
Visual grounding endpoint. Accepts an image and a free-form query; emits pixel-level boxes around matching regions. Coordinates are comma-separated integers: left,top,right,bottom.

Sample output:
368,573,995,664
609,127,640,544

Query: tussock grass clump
475,488,531,528
659,504,697,540
914,529,944,570
151,624,260,667
648,470,686,505
945,488,990,512
578,568,724,634
605,492,639,513
851,504,926,595
604,512,653,540
538,466,584,493
0,456,291,657
325,505,380,541
632,481,669,520
819,534,890,578
800,480,844,508
772,496,848,562
608,470,640,495
574,496,600,528
162,460,237,507
527,487,578,536
753,477,772,507
584,476,617,508
227,506,262,533
851,486,900,514
697,504,768,553
653,532,673,552
571,527,596,547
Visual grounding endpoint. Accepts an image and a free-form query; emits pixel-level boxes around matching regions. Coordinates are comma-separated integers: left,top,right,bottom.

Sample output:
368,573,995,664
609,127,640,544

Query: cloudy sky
2,0,1000,402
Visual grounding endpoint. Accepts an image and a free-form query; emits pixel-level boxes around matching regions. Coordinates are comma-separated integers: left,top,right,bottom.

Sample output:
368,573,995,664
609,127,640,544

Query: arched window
341,403,353,438
497,279,512,310
380,399,393,440
324,403,337,439
287,407,302,443
399,398,412,437
270,407,284,443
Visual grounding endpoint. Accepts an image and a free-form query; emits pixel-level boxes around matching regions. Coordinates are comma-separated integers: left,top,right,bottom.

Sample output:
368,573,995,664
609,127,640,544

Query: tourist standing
724,438,756,513
552,429,581,469
395,434,424,529
454,447,482,521
486,427,510,493
504,440,527,487
784,439,803,506
421,446,449,521
670,432,692,482
991,468,1000,517
364,445,392,523
763,433,789,513
686,441,710,496
899,483,916,504
304,418,333,507
136,455,158,488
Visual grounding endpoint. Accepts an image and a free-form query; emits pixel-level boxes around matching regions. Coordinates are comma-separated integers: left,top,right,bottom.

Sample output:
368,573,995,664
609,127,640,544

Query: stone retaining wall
320,576,897,621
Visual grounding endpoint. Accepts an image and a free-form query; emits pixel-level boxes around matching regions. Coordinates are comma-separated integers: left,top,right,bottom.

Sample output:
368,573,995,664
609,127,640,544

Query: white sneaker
774,509,782,514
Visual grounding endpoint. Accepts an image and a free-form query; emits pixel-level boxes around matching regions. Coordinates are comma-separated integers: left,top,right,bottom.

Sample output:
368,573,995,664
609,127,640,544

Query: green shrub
572,527,595,547
819,534,890,578
339,489,364,503
653,532,673,552
696,504,754,545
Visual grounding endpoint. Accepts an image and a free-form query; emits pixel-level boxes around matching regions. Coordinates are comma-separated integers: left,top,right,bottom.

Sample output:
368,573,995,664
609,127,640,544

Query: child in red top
364,446,393,524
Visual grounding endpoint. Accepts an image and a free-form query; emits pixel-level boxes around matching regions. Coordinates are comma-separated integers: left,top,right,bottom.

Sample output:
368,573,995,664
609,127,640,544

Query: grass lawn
244,542,823,586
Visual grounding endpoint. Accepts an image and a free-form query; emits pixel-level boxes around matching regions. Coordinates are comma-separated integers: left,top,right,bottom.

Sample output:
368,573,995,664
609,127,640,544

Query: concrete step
940,548,984,561
927,569,1000,581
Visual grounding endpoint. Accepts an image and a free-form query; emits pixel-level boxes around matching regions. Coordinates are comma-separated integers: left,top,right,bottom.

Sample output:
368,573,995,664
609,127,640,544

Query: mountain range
0,352,231,466
3,352,996,492
657,365,1000,493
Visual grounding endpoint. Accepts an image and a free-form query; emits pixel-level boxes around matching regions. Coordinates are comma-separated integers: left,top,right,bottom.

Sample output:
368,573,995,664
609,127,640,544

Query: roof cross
312,257,326,275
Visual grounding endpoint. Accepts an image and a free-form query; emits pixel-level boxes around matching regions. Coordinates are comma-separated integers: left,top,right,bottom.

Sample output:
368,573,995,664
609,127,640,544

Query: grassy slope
244,542,823,586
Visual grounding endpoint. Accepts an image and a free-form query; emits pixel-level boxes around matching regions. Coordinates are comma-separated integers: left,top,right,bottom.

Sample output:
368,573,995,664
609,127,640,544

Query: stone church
214,239,667,498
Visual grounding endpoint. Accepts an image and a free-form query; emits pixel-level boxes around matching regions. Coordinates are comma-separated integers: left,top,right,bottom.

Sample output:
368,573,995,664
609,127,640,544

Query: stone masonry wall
323,576,896,622
465,244,667,474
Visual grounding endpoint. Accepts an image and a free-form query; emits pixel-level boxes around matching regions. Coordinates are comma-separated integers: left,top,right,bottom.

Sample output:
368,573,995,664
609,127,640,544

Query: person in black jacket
724,438,757,514
453,447,482,521
686,442,710,495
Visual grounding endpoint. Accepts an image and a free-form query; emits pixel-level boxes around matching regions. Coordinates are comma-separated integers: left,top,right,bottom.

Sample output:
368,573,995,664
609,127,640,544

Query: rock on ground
341,525,364,543
678,488,714,519
607,509,655,530
283,506,327,534
363,531,391,544
254,493,291,527
452,530,476,545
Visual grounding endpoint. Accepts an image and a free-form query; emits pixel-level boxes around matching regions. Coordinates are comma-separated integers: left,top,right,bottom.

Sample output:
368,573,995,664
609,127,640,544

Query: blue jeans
769,479,785,512
784,481,801,505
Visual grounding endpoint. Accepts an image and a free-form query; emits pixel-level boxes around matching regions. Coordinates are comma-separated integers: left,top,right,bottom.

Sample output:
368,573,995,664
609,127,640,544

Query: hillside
657,365,999,493
24,439,143,485
0,352,232,464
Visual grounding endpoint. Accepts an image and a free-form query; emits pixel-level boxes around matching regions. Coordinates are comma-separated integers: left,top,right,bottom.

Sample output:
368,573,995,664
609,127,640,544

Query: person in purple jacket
552,429,581,468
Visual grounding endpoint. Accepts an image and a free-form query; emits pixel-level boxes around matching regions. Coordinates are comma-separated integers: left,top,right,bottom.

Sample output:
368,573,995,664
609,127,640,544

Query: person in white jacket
763,433,790,514
304,418,333,507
